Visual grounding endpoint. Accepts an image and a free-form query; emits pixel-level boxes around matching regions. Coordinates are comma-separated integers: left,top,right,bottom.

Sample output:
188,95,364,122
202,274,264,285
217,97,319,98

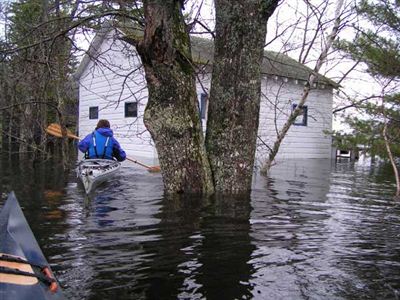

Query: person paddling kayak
78,119,126,162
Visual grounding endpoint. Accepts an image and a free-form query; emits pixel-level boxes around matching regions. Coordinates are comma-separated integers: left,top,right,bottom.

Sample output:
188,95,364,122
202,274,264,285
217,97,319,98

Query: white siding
256,76,333,164
78,31,157,162
195,73,211,131
77,32,333,164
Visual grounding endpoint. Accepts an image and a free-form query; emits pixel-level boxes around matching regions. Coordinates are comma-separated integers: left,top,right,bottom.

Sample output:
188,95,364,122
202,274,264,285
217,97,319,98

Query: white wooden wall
78,31,157,162
78,32,333,164
256,76,333,164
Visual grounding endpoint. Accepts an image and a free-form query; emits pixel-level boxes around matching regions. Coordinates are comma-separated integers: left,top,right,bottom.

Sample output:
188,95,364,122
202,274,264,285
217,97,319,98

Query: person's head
96,119,110,130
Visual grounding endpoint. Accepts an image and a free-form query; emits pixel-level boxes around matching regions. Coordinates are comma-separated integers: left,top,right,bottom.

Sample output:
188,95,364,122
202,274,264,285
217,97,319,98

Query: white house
74,23,338,165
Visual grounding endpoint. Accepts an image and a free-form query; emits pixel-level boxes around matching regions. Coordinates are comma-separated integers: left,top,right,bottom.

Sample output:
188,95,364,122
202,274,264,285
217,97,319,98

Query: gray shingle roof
191,36,338,88
75,22,338,88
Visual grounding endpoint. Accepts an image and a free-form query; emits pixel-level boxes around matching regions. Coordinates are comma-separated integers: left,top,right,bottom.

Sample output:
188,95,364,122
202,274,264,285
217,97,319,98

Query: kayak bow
0,192,64,299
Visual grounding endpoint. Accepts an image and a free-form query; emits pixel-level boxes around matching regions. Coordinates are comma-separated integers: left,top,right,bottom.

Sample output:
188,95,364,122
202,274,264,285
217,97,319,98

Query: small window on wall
89,106,98,119
125,102,138,118
292,104,308,126
200,93,208,119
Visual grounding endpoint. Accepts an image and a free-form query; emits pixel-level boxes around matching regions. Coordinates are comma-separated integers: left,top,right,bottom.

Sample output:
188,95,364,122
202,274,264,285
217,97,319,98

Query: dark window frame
89,106,98,119
125,102,138,118
200,93,208,119
292,103,308,126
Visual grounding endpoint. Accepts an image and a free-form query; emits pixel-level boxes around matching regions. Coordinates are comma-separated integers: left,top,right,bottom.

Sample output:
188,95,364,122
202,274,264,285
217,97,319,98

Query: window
200,93,208,119
125,102,138,118
292,103,308,126
89,106,98,119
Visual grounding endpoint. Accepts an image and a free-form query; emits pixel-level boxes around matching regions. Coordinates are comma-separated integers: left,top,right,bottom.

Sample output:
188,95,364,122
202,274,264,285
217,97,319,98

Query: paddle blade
46,123,80,140
147,166,161,173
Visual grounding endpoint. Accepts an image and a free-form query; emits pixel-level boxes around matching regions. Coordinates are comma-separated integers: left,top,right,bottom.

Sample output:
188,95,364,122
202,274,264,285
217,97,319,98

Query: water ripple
2,158,400,299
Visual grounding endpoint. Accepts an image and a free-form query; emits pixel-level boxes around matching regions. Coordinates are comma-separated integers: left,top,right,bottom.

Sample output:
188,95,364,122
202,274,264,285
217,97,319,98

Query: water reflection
132,194,207,299
250,159,400,299
197,195,254,300
1,156,400,299
75,189,255,300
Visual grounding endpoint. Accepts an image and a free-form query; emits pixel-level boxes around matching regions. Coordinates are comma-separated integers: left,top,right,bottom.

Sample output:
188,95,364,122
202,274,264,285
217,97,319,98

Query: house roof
191,36,338,88
75,22,338,88
74,22,116,80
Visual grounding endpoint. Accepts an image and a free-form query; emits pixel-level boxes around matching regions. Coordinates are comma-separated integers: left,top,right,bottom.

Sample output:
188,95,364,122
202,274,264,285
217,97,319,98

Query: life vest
86,131,114,159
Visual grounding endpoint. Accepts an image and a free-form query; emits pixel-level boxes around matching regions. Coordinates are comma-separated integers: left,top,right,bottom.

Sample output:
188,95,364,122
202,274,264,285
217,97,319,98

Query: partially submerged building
74,23,338,164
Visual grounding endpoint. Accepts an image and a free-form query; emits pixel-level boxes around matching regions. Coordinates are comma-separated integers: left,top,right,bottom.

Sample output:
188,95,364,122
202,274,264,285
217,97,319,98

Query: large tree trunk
205,0,279,194
137,1,214,194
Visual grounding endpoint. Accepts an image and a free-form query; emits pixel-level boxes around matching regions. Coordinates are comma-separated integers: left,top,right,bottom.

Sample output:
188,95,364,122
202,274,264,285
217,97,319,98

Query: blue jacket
78,128,126,161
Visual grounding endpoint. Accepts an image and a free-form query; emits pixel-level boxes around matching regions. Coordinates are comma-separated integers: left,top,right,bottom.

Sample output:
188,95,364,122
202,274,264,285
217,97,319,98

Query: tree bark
205,0,279,194
137,0,214,194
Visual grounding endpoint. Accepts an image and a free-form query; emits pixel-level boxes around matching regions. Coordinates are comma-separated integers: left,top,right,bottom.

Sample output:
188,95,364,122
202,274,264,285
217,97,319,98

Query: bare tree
260,0,349,173
381,85,400,198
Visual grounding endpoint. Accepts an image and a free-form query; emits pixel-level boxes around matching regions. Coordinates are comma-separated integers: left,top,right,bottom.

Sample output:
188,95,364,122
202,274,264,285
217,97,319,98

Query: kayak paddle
45,123,161,173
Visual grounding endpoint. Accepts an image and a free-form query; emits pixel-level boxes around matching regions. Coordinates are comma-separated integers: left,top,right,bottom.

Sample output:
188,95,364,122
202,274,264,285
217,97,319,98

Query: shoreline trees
335,0,400,197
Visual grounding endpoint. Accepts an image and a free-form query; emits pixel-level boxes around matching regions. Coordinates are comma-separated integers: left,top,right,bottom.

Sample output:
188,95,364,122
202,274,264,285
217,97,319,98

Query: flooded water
1,155,400,299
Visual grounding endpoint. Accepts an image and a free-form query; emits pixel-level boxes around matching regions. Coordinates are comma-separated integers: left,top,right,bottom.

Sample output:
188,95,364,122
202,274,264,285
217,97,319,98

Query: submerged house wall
75,24,336,164
257,77,333,164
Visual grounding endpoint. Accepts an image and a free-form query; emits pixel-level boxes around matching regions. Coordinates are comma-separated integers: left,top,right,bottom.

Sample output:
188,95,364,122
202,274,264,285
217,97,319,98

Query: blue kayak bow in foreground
0,192,65,299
